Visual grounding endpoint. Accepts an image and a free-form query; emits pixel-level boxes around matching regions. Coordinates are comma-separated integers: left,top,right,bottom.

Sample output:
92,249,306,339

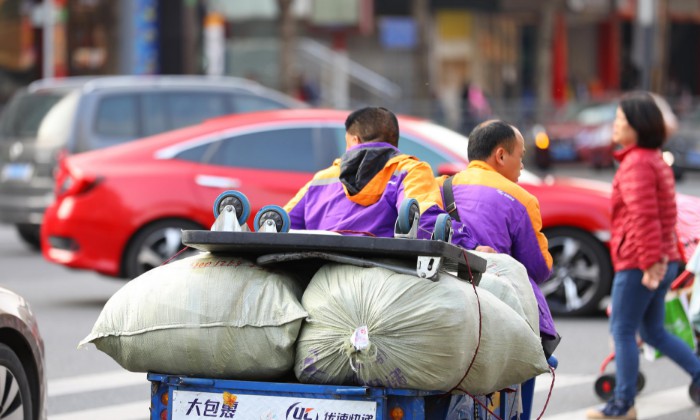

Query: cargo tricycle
146,191,556,420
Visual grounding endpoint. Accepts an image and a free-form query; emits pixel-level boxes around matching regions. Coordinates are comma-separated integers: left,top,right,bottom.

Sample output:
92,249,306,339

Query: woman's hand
642,257,669,290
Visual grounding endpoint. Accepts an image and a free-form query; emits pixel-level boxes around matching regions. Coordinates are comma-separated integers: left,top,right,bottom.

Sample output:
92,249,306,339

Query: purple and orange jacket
284,142,478,249
437,160,557,338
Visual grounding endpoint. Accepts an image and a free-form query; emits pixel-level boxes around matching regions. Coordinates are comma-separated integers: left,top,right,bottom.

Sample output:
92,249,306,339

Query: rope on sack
162,247,190,266
452,249,482,390
535,366,556,420
438,249,508,419
441,249,558,420
342,341,379,374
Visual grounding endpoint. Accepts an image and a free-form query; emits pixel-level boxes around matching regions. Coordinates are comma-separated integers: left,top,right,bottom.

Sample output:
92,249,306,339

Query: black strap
443,176,460,222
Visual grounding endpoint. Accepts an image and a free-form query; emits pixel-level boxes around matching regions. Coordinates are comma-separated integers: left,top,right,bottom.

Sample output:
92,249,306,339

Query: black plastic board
181,230,486,275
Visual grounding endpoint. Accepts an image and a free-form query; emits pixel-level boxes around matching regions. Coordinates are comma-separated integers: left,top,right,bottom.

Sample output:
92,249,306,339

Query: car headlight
662,151,675,166
531,124,549,150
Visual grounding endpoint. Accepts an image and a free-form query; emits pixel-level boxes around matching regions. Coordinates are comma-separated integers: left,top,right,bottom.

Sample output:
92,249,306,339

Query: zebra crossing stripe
540,385,694,420
48,370,147,397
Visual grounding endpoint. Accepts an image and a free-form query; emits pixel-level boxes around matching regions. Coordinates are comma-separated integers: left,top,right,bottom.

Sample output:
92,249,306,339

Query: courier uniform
284,142,477,249
438,160,557,339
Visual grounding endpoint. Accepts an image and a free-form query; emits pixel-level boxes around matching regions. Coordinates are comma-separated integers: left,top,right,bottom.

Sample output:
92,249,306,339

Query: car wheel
540,227,613,316
123,219,203,280
0,343,33,420
15,224,40,251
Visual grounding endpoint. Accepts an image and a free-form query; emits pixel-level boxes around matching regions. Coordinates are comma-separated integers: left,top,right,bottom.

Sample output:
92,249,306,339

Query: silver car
0,286,46,419
0,75,305,249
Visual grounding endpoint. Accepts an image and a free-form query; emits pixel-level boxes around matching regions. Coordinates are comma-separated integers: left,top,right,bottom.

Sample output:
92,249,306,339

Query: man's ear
346,134,361,148
494,147,506,166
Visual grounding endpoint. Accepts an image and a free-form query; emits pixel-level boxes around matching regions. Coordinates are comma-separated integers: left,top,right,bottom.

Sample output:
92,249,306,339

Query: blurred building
1,0,700,122
0,0,202,106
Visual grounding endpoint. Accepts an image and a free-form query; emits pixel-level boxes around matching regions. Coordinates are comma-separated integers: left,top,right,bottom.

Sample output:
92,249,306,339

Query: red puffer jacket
610,146,680,271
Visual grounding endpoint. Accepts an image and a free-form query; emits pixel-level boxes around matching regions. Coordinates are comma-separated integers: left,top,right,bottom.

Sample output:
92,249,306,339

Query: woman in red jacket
587,91,700,419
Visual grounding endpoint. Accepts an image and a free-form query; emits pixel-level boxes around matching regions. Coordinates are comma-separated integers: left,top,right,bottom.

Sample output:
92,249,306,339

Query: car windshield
409,120,542,184
37,91,80,148
0,90,67,139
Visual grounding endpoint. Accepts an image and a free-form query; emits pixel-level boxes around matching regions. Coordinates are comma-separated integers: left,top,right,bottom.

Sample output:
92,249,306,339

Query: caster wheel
432,213,453,242
636,373,645,393
689,380,700,405
594,374,615,401
396,198,419,235
254,205,290,233
213,190,250,224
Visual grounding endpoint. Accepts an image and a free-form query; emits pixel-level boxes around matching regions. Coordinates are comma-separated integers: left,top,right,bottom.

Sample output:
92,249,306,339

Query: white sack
295,264,549,394
472,252,540,333
80,253,308,379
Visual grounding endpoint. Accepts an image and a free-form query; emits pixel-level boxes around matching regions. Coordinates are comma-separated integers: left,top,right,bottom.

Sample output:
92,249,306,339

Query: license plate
171,390,377,420
1,163,33,182
686,151,700,167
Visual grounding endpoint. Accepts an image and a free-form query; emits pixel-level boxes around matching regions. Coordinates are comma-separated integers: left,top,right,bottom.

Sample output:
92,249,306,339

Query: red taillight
54,163,102,198
160,408,168,420
390,407,404,420
56,148,68,164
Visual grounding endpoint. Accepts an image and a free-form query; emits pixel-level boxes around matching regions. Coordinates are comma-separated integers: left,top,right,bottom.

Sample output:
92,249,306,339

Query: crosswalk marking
50,401,147,420
540,385,693,419
48,370,147,397
534,373,596,393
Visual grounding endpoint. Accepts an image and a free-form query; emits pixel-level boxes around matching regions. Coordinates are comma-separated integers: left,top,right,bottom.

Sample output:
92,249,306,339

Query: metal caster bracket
211,205,250,232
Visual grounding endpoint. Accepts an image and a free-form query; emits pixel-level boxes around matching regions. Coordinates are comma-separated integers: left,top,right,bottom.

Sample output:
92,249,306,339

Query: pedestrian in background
587,91,700,420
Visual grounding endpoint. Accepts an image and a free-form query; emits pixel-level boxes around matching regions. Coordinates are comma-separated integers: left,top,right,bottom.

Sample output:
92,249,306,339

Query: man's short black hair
619,91,666,149
467,120,516,161
345,107,399,147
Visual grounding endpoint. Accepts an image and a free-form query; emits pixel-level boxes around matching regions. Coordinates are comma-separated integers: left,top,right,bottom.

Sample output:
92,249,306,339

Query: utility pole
535,1,555,120
277,0,296,96
635,0,655,90
653,0,669,93
412,0,431,115
42,0,54,79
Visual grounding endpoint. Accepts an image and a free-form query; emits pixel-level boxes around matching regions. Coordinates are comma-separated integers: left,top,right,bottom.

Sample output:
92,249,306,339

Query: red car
41,109,700,317
532,101,617,169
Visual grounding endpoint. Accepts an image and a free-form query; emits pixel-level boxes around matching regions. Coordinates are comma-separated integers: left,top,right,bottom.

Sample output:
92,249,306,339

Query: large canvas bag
80,253,308,379
295,264,549,394
472,252,539,333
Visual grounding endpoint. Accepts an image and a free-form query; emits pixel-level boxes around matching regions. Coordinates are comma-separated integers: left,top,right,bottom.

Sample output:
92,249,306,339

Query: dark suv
0,75,304,248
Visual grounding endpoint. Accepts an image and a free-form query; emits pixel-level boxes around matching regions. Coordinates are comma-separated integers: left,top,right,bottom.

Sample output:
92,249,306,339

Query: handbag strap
443,175,461,222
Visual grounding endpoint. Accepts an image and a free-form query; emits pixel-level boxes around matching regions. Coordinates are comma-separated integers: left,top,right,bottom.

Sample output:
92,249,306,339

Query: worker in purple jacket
283,107,487,252
437,120,560,356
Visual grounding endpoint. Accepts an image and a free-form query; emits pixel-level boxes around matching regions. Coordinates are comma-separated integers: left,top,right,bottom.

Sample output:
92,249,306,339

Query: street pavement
1,164,699,419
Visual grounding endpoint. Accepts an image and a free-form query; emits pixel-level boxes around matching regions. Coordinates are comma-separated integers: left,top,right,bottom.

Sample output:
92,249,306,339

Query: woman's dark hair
619,91,666,149
467,120,516,161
